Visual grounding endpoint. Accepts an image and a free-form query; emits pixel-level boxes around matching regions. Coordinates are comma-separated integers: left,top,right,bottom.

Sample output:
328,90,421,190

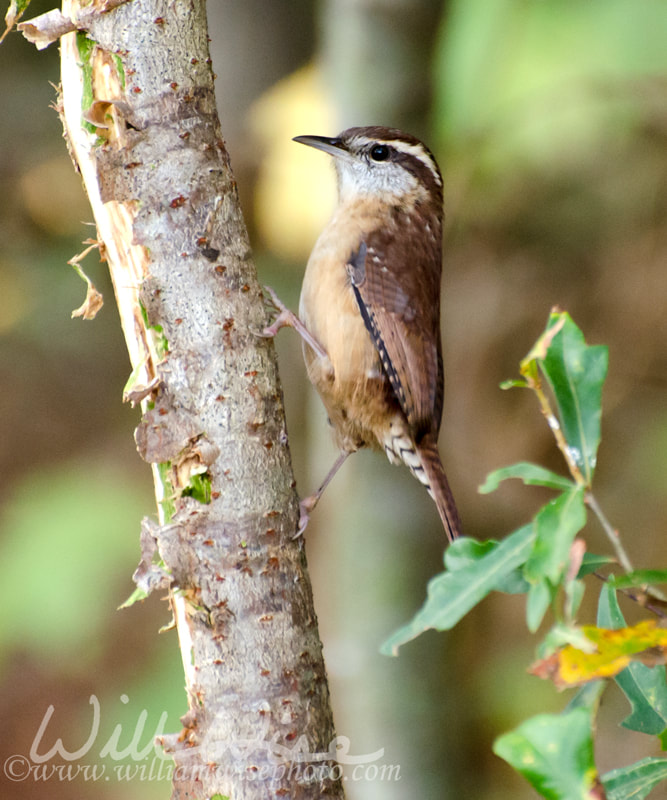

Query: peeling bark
29,0,345,797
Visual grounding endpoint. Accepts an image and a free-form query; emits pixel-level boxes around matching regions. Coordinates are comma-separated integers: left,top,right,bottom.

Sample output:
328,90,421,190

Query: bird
265,126,461,541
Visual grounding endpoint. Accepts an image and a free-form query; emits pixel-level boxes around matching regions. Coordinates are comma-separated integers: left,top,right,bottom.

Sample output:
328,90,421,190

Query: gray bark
21,0,345,797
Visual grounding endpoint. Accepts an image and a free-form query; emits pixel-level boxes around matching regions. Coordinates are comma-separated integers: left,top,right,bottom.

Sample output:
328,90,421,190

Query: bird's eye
370,144,390,162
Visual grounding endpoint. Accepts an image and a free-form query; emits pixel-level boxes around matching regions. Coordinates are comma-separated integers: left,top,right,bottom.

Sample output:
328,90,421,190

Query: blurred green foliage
0,463,147,664
437,0,667,166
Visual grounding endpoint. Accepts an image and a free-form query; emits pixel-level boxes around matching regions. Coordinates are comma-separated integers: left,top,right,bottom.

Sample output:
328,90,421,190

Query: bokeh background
1,1,666,798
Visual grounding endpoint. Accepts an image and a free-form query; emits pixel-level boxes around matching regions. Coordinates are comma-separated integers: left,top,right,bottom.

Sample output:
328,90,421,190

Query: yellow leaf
530,621,667,688
559,622,667,686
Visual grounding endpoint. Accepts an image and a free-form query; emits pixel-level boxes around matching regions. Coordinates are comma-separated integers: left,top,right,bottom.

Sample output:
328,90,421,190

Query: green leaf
521,313,567,367
539,623,599,659
577,553,615,578
602,757,667,800
443,536,497,570
597,582,624,629
524,487,587,585
608,570,667,590
565,578,585,624
598,585,667,737
565,681,606,713
444,536,530,594
537,311,608,487
479,462,575,494
497,567,531,595
118,586,148,610
381,525,535,655
493,706,599,800
618,667,667,738
527,579,553,632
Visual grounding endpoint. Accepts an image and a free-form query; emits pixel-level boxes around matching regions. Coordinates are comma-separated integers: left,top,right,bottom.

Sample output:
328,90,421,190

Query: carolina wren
269,126,461,541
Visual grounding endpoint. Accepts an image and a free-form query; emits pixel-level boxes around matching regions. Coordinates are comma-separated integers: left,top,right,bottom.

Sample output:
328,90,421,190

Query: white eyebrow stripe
352,136,442,187
392,141,442,186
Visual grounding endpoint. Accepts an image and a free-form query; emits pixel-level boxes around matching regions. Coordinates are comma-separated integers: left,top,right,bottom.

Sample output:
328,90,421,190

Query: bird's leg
297,450,351,535
261,285,328,360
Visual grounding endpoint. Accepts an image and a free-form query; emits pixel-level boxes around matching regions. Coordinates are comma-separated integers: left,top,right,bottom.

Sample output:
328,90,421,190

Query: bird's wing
347,218,443,437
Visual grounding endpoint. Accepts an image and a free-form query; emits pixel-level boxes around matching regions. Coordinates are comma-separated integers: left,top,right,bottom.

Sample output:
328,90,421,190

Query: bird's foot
260,285,328,359
261,285,298,335
293,494,319,538
292,451,351,538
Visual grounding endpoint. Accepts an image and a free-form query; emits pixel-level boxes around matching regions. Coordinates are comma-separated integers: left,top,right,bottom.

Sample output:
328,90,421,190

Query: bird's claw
263,284,288,313
292,495,318,538
259,308,295,339
260,285,328,359
261,285,300,337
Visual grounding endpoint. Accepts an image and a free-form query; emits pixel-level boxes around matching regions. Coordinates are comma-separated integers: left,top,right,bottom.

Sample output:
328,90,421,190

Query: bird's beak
293,135,351,161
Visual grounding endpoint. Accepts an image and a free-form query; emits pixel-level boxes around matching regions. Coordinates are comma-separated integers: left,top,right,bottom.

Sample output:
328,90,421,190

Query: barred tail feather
413,436,462,542
384,431,462,541
415,437,461,542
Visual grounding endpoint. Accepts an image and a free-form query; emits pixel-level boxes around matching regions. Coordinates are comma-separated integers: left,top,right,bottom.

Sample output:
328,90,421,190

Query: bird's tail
410,435,462,542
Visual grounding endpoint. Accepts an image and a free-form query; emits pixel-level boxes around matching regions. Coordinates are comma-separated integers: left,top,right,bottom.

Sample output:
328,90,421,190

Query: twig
585,492,634,574
592,571,667,619
587,492,667,603
535,381,588,487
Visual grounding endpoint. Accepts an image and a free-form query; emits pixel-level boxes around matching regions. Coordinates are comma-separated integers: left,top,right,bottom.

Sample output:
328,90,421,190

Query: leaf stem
585,491,633,573
593,571,667,618
528,366,587,487
585,493,666,606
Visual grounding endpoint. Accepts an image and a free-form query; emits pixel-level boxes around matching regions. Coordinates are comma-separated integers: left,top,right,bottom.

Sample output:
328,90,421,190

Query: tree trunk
21,1,344,797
